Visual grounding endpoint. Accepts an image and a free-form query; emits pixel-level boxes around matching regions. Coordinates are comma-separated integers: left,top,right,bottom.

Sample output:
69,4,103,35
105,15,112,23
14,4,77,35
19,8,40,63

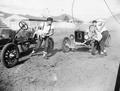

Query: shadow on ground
14,48,33,67
19,48,33,58
75,47,89,52
48,48,62,57
16,58,30,66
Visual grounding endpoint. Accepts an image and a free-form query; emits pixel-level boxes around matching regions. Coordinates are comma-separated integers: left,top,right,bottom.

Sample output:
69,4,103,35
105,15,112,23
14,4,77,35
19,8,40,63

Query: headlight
70,34,74,40
84,35,88,39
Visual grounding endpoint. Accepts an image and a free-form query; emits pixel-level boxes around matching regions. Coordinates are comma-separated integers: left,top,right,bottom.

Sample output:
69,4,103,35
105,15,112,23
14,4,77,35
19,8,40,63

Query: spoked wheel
1,43,19,68
21,42,30,52
62,37,71,52
47,37,54,53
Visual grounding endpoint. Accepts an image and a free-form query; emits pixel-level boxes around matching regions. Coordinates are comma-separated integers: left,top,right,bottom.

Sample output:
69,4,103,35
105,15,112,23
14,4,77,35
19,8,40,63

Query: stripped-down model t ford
62,29,93,52
62,24,111,54
0,19,54,68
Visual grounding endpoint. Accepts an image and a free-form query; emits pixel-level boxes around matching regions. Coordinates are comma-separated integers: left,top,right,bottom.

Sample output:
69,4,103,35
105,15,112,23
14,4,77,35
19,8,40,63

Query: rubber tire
1,43,19,68
47,37,54,53
62,37,71,53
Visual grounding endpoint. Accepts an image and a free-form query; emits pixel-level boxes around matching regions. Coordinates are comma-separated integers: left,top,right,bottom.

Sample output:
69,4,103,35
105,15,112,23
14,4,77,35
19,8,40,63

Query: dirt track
0,20,120,91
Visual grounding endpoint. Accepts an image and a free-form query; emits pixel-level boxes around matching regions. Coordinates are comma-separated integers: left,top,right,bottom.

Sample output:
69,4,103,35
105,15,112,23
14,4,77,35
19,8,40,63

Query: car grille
74,30,85,43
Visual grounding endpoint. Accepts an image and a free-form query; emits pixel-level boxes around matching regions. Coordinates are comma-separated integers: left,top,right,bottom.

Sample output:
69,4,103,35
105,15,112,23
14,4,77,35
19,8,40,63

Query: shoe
42,51,48,59
103,50,107,56
100,51,107,57
91,52,96,55
42,51,47,57
91,50,98,55
99,52,104,57
104,52,107,56
89,49,92,53
100,52,104,55
31,50,35,54
31,50,36,56
44,56,49,59
71,48,75,52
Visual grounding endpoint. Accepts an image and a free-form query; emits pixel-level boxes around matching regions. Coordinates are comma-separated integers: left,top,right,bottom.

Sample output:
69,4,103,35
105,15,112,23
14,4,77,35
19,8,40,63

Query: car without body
0,19,54,68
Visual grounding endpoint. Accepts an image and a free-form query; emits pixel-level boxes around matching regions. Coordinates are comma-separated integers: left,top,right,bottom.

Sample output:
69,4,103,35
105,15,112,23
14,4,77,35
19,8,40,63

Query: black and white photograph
0,0,120,91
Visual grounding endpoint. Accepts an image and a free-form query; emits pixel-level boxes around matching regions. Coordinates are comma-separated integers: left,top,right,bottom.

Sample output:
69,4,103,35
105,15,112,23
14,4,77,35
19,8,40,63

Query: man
89,20,102,55
31,17,54,59
96,19,110,56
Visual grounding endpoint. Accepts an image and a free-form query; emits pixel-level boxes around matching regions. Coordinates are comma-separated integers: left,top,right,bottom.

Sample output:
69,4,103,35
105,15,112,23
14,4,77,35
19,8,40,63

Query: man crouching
89,20,102,55
89,19,111,56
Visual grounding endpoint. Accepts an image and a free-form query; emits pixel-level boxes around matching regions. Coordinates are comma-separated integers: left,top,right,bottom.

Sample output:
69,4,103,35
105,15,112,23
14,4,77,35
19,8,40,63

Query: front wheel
1,43,19,68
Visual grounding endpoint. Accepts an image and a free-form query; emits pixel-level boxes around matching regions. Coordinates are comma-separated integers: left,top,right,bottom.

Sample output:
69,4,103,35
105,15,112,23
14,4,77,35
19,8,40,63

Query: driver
31,17,54,59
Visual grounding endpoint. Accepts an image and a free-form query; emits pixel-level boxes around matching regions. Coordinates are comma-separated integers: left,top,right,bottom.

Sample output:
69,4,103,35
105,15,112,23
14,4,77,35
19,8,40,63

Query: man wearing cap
31,17,54,59
88,20,102,55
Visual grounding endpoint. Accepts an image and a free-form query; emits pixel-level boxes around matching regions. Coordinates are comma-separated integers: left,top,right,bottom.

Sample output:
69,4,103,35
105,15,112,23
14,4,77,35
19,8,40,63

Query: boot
42,51,48,59
31,49,36,56
103,50,107,56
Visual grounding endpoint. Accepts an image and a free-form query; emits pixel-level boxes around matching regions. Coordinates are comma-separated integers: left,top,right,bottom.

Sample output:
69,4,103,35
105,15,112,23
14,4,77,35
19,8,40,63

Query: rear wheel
62,37,71,52
1,43,19,68
47,37,54,53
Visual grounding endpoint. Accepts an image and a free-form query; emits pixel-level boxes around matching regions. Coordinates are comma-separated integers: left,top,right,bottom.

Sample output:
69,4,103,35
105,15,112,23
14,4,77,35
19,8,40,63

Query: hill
0,11,11,18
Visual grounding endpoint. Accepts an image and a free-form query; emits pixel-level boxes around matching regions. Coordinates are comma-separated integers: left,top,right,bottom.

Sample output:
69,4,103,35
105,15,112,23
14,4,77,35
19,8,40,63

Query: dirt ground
0,20,120,91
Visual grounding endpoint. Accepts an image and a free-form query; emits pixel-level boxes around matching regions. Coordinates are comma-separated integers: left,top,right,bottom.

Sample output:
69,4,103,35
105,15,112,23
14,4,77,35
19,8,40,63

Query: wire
71,0,75,23
71,0,120,24
103,0,120,24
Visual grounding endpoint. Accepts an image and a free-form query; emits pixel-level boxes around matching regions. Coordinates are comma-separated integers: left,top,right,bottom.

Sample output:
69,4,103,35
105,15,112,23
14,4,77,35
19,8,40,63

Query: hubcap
9,53,15,58
4,48,18,65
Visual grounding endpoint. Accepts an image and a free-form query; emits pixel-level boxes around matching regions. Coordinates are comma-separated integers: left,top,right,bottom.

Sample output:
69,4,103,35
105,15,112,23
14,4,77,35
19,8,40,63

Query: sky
0,0,120,21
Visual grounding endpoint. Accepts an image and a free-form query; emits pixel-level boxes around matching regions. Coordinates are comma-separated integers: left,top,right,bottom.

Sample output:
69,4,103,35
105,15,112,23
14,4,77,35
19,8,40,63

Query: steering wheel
19,21,28,30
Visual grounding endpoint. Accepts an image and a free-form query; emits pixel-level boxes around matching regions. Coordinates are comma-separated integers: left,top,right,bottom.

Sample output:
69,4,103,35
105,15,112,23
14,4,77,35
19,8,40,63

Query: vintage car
0,19,54,68
62,24,111,54
62,29,93,52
